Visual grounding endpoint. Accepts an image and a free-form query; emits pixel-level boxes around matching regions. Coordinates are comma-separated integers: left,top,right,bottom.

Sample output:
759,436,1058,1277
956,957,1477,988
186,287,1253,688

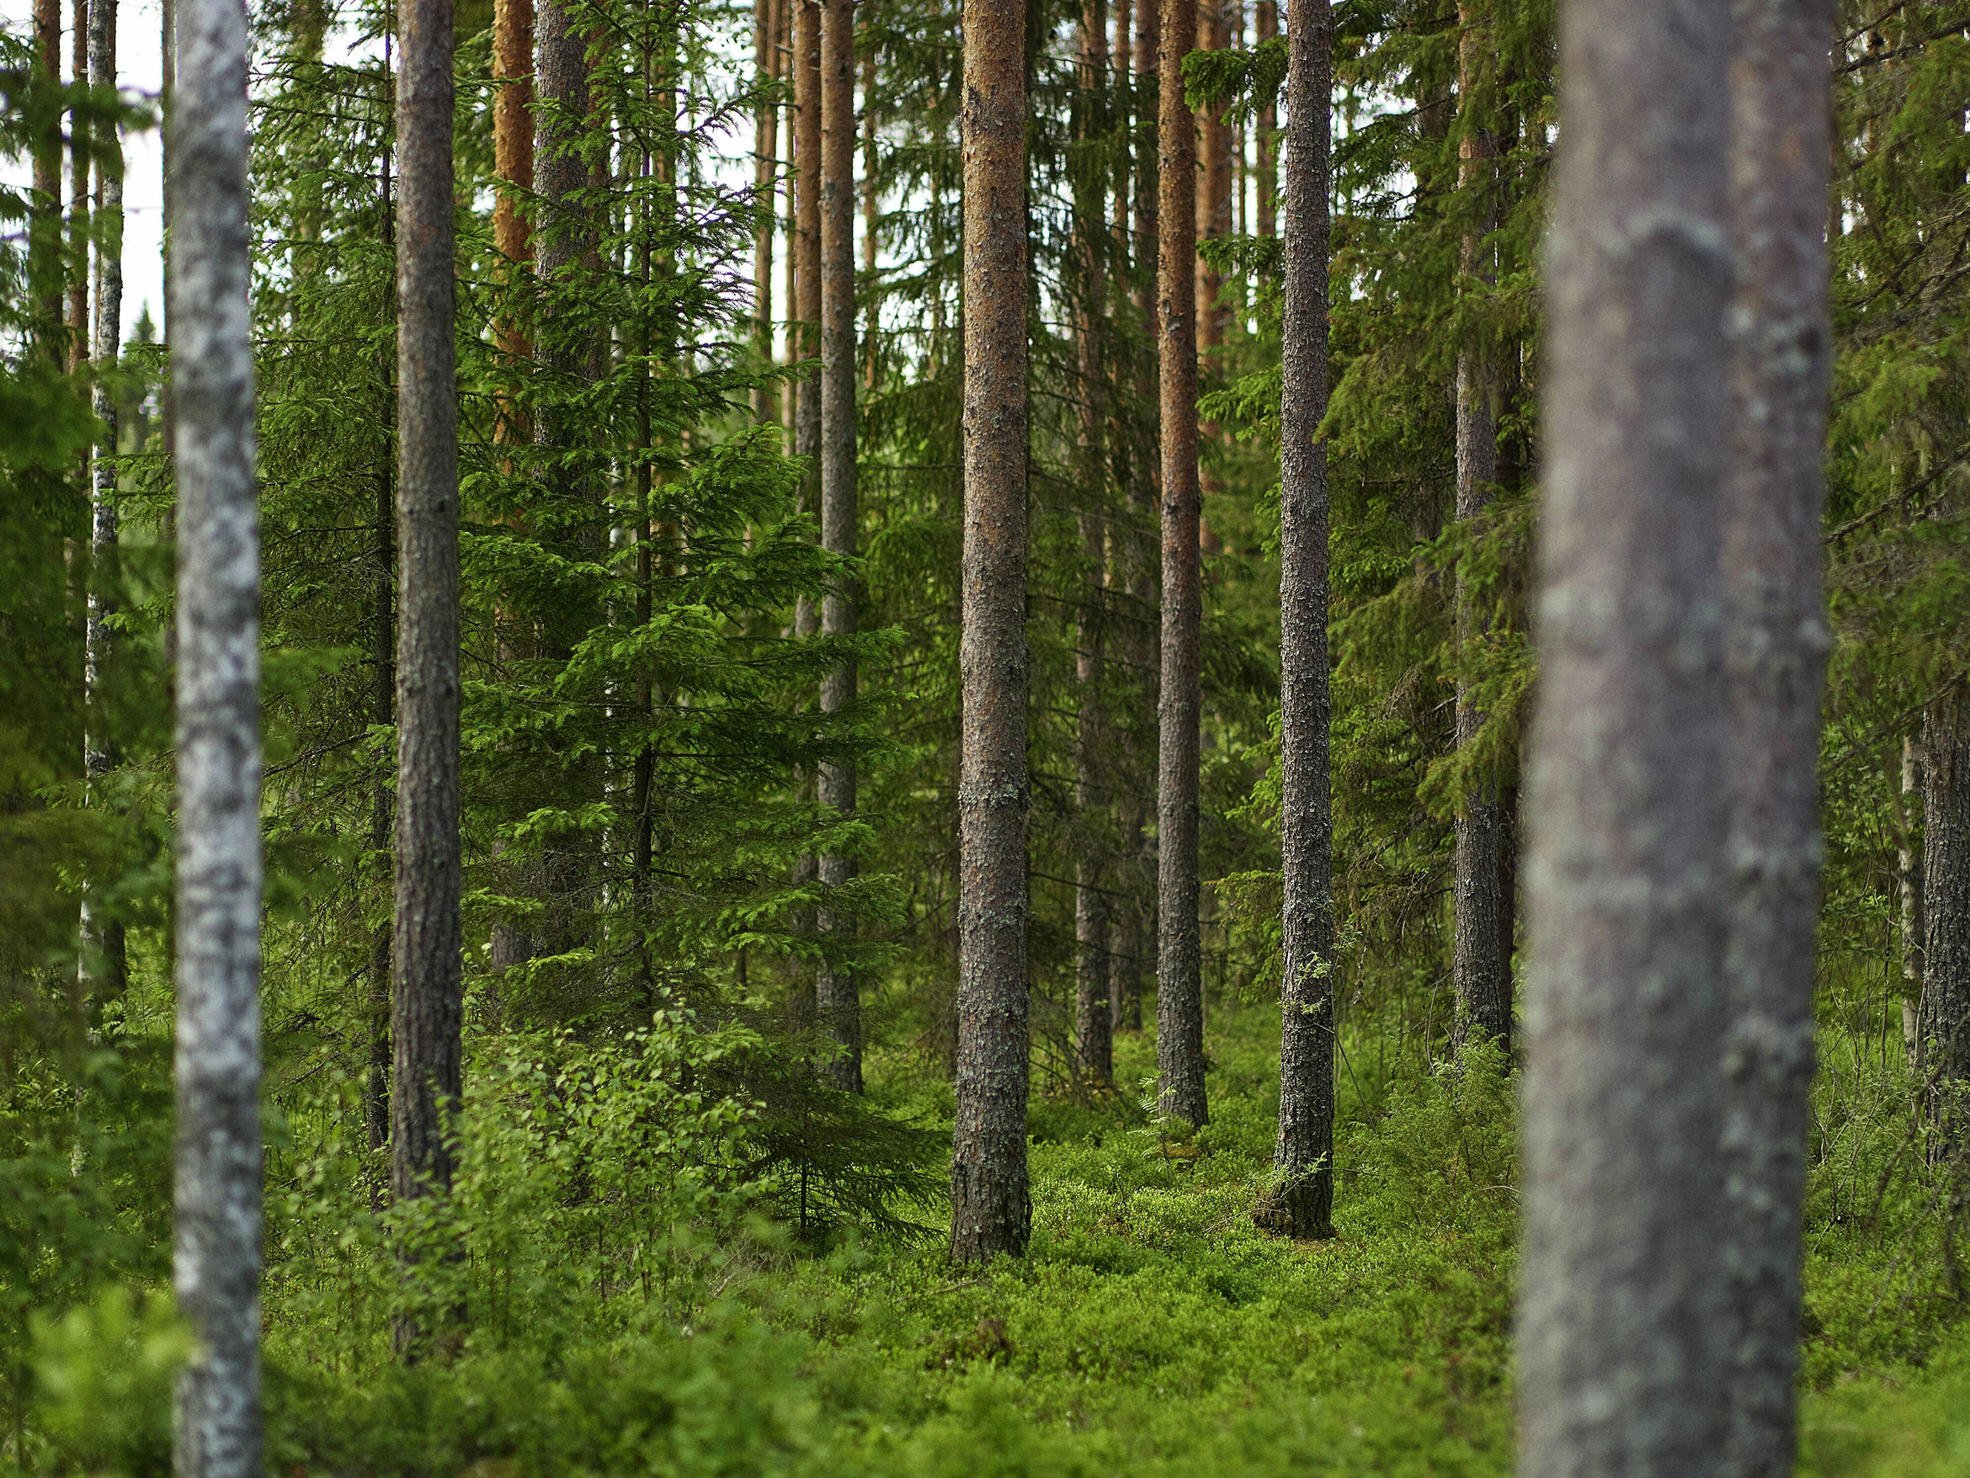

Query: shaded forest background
4,0,1970,1471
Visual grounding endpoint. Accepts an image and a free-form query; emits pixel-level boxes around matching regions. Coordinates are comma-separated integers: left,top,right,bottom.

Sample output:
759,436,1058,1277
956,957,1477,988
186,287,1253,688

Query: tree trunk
816,0,861,1092
80,0,127,1005
793,0,822,489
169,0,263,1454
366,141,396,1158
30,0,61,358
1074,0,1113,1087
1449,0,1508,1054
390,0,462,1360
1922,690,1970,1160
68,0,88,373
1254,0,1276,238
754,0,779,419
1902,735,1924,1068
1717,3,1835,1470
491,0,533,371
1256,0,1332,1242
950,0,1031,1263
1517,0,1735,1469
1111,0,1159,1042
861,44,878,388
1155,0,1207,1128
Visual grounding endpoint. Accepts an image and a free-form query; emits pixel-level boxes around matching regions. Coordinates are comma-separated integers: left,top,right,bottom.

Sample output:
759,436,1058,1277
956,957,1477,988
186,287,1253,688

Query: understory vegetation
16,998,1968,1475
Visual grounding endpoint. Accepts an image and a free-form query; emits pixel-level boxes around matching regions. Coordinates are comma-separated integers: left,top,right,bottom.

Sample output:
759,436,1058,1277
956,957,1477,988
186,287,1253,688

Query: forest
4,0,1970,1470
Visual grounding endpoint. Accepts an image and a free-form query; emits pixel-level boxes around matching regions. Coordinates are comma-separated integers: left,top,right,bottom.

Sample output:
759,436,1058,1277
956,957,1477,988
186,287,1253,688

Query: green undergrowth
22,1002,1970,1475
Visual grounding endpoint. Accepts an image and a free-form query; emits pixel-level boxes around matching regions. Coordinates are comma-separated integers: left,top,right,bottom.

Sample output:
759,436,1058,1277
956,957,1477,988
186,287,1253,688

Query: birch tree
170,0,263,1456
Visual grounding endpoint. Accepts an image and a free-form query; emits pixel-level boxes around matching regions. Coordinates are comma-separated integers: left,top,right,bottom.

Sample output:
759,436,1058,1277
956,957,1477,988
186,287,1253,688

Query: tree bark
68,0,88,372
491,0,533,374
1902,735,1924,1068
1256,0,1332,1242
950,0,1031,1263
169,0,263,1454
1449,0,1508,1054
391,0,463,1303
366,140,396,1158
754,0,779,419
1075,0,1113,1087
30,0,61,358
80,0,127,1005
793,0,822,489
1717,3,1835,1470
1922,690,1970,1160
1155,0,1207,1128
1254,0,1276,238
817,0,861,1092
1517,0,1735,1470
1110,0,1159,1042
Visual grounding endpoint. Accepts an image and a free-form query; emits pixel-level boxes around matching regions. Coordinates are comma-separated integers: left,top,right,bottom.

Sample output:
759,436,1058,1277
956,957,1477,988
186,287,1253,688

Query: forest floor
216,997,1970,1475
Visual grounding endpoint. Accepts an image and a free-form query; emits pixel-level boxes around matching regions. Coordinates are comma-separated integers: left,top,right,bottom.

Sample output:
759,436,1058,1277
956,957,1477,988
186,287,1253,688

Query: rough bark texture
1074,0,1113,1086
753,0,779,419
1449,0,1508,1054
1922,691,1970,1158
1155,0,1207,1129
817,0,861,1092
491,0,533,381
31,0,61,353
391,0,463,1258
1902,735,1924,1067
169,0,264,1456
793,0,823,493
1254,0,1276,238
1256,0,1332,1242
950,0,1031,1262
68,0,88,372
366,144,396,1157
1517,0,1735,1470
80,0,127,1004
1718,2,1835,1470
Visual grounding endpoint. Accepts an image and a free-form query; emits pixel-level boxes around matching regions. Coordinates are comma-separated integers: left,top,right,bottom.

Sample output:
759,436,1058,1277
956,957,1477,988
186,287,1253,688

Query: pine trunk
364,142,396,1155
1717,2,1836,1469
1922,691,1970,1160
1902,735,1924,1068
169,0,263,1454
1517,0,1735,1469
1155,0,1207,1128
80,0,127,1005
950,0,1031,1262
754,0,779,419
817,0,861,1092
1258,0,1333,1242
390,0,463,1295
1449,0,1508,1053
1254,0,1276,238
1074,0,1113,1086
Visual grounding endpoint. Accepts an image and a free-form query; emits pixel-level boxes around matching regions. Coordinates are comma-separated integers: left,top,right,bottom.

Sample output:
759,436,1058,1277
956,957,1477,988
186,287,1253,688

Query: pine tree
390,0,463,1356
1155,0,1207,1128
817,0,862,1091
1517,0,1736,1468
1449,0,1508,1053
1717,2,1836,1468
1257,0,1333,1243
950,0,1031,1264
